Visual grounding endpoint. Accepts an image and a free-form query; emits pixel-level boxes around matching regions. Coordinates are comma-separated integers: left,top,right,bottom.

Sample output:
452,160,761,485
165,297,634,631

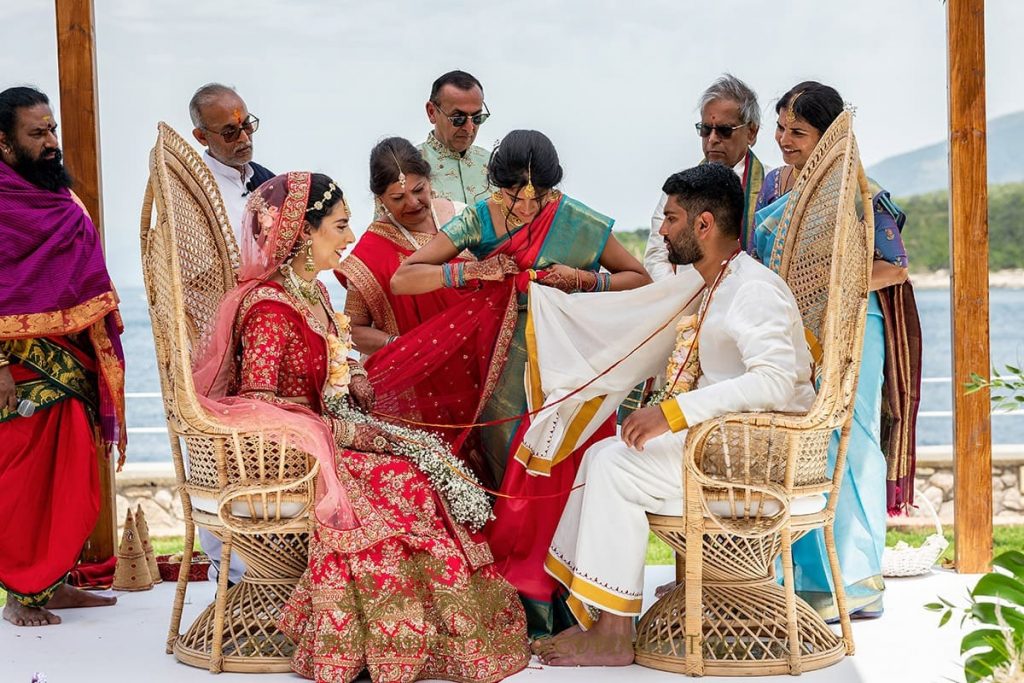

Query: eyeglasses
205,115,260,142
434,103,490,128
694,122,748,139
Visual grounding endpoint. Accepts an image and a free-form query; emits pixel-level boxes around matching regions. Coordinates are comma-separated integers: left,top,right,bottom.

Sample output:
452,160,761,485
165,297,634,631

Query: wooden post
55,0,116,563
947,0,992,573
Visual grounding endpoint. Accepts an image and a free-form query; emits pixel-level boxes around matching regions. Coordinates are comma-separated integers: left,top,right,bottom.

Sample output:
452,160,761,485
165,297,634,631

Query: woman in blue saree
753,82,922,620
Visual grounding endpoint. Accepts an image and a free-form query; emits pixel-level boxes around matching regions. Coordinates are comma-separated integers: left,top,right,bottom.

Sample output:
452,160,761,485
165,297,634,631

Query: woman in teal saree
753,82,922,621
390,129,651,637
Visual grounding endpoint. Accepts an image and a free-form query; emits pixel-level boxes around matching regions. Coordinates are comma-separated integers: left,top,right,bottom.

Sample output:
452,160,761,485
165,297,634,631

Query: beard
666,222,704,266
10,143,73,192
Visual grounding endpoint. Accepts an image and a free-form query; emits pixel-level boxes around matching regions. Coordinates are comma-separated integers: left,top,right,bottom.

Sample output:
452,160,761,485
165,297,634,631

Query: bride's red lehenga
193,172,528,683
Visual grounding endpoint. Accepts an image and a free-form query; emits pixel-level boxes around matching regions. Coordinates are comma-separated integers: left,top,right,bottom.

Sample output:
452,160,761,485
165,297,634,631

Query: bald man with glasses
189,83,275,246
418,70,492,204
187,82,275,586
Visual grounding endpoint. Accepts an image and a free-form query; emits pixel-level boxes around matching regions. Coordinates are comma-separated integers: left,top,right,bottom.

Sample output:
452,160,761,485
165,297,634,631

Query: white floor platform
3,566,976,683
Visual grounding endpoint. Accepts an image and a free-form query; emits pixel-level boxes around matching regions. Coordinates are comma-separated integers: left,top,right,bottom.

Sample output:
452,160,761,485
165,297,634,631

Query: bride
192,171,529,682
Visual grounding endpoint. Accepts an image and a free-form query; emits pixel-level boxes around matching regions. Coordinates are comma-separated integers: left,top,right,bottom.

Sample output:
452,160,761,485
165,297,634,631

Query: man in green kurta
418,70,492,204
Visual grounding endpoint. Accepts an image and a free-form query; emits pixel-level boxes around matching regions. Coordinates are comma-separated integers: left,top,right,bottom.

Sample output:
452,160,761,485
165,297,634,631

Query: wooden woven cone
113,509,154,591
134,505,163,584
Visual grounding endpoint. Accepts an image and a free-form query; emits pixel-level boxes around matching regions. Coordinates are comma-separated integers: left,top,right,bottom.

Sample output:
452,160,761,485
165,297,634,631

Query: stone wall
899,445,1024,525
116,465,187,537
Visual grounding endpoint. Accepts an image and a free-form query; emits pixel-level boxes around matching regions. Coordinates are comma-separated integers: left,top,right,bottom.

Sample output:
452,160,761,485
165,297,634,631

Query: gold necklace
280,262,320,306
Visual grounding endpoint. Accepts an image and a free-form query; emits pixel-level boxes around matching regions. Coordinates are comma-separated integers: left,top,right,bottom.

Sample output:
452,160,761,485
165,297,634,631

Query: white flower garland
324,397,494,531
321,313,492,531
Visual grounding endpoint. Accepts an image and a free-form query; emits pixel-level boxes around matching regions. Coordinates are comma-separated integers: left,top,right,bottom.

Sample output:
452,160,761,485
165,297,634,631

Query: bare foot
538,613,634,667
44,584,117,609
3,597,61,627
654,580,677,600
531,624,582,655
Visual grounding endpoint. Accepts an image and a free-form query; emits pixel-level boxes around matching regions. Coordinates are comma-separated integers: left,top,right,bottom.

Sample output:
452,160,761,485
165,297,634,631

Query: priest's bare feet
537,613,634,667
654,579,677,600
44,584,117,609
3,596,61,627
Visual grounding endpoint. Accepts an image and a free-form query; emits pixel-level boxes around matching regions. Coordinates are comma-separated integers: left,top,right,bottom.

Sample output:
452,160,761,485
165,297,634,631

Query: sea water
117,284,1024,462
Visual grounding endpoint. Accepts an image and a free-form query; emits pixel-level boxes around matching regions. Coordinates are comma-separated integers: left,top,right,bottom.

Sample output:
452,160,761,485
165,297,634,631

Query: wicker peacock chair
140,122,318,673
634,111,873,676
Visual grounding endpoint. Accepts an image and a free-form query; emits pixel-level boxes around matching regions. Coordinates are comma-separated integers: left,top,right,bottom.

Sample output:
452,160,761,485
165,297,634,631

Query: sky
3,0,1023,287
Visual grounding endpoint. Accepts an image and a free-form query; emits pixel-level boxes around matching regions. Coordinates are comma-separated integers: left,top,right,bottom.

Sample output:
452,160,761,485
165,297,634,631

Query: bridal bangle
337,420,356,447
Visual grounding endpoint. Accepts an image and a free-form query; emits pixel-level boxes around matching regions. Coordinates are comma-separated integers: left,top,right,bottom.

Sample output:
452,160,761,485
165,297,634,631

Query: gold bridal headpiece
786,91,804,124
312,182,337,211
522,154,537,200
390,149,407,189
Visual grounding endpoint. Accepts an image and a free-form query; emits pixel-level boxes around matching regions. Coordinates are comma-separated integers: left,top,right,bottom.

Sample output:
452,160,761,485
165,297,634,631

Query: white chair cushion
652,493,827,518
190,494,306,520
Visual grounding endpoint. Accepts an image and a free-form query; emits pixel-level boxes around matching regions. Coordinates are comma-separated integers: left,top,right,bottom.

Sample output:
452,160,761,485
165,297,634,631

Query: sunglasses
205,115,260,143
435,103,490,128
694,122,748,139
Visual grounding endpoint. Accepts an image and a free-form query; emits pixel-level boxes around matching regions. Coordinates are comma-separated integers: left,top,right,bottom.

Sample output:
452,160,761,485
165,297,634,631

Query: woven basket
157,552,210,582
882,489,949,577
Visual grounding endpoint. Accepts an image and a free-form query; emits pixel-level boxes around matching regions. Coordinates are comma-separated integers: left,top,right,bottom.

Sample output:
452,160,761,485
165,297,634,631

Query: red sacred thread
663,248,740,395
371,252,739,501
371,286,709,429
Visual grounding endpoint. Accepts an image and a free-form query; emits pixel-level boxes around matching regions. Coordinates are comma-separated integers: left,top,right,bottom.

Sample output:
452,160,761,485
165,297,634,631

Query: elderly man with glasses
645,74,768,281
189,83,274,246
418,70,491,204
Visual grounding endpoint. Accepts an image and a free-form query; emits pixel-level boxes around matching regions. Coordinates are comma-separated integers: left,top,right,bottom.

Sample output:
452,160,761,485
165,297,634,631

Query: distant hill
617,181,1024,273
867,111,1024,196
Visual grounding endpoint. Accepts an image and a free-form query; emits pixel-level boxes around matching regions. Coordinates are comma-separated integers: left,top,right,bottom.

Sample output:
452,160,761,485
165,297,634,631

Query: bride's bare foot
3,596,61,627
531,624,582,655
537,613,634,667
44,584,117,609
654,579,677,600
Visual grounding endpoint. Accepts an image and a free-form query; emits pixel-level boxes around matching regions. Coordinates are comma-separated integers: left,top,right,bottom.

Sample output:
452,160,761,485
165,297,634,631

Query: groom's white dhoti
521,252,815,627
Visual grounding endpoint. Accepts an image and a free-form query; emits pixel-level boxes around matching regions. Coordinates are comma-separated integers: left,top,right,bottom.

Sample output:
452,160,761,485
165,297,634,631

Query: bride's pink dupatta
191,172,357,531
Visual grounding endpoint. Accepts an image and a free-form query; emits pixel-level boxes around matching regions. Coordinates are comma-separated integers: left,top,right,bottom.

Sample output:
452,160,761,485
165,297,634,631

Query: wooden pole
55,0,116,563
947,0,992,573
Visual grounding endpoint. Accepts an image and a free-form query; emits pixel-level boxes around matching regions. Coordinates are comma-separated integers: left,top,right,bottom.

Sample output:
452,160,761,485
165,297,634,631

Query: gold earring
304,239,315,272
491,190,503,205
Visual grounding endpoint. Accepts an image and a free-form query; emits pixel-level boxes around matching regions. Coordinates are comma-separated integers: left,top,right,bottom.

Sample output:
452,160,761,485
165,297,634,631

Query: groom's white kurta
525,252,815,626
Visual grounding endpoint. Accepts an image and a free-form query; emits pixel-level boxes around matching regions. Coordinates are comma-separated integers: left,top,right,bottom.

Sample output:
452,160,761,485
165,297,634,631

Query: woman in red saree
193,171,528,682
337,137,468,356
389,130,651,637
336,139,495,482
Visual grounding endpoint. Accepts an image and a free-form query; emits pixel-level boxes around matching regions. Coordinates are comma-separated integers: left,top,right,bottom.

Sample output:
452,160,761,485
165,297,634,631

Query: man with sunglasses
188,83,272,586
189,83,274,246
418,70,491,204
644,74,767,281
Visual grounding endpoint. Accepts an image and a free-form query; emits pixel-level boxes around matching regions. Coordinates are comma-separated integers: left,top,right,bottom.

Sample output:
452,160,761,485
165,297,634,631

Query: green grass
646,526,1024,566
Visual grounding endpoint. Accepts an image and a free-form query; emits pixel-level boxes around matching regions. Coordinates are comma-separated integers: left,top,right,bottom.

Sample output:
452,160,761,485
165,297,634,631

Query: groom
533,164,815,666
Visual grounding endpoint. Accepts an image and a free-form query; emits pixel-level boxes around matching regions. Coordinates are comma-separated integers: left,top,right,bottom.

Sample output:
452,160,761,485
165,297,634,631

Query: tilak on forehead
232,109,243,125
42,115,52,122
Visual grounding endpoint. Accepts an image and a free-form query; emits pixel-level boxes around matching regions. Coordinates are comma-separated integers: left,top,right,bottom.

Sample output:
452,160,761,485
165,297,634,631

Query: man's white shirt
203,150,254,246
